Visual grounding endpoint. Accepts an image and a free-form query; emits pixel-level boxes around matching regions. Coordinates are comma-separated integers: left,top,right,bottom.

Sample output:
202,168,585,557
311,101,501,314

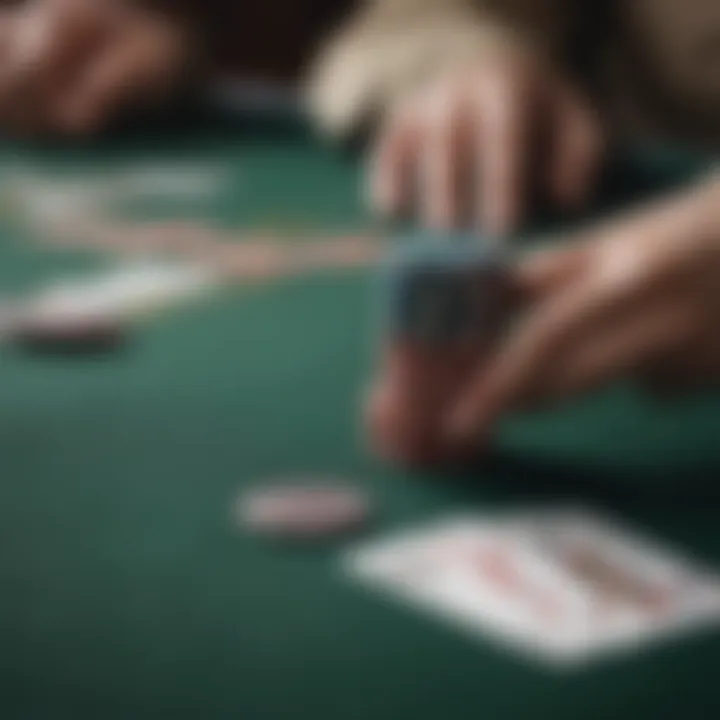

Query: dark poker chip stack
380,235,517,348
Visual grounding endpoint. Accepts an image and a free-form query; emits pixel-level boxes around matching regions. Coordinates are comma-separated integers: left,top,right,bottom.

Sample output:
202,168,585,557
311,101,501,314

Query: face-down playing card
344,509,720,667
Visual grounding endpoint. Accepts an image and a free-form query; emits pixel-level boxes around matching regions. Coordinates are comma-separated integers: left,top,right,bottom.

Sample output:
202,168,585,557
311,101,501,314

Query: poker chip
9,305,125,355
238,482,369,539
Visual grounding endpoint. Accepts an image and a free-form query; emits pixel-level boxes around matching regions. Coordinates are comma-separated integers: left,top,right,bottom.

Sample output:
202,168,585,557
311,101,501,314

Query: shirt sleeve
305,0,573,137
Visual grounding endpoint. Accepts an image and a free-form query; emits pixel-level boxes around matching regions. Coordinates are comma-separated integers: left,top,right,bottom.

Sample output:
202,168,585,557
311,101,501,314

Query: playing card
21,261,219,327
343,509,720,667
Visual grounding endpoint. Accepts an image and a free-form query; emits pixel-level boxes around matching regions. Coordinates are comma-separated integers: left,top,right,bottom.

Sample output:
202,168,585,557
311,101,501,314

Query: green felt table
1,109,720,720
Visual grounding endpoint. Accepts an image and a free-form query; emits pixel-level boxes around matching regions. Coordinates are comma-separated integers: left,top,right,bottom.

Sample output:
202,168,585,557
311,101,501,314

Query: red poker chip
238,483,369,539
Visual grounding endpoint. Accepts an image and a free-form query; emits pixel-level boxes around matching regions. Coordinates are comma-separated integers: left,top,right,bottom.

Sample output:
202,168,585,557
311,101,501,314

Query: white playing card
343,508,720,668
25,261,219,323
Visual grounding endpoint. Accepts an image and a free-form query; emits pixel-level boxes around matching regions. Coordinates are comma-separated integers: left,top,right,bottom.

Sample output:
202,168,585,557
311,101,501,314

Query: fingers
366,341,487,467
369,95,421,218
0,8,17,59
0,3,52,135
445,255,656,441
419,85,468,229
549,84,604,210
539,301,697,401
7,0,108,89
57,42,136,133
0,0,188,137
0,0,108,136
515,242,591,301
476,70,530,236
364,345,447,467
370,55,601,234
58,27,180,134
371,69,532,234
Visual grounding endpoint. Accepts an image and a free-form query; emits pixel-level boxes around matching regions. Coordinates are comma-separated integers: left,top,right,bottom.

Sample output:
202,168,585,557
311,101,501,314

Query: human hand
447,177,720,445
0,0,193,137
369,45,604,234
365,342,481,468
